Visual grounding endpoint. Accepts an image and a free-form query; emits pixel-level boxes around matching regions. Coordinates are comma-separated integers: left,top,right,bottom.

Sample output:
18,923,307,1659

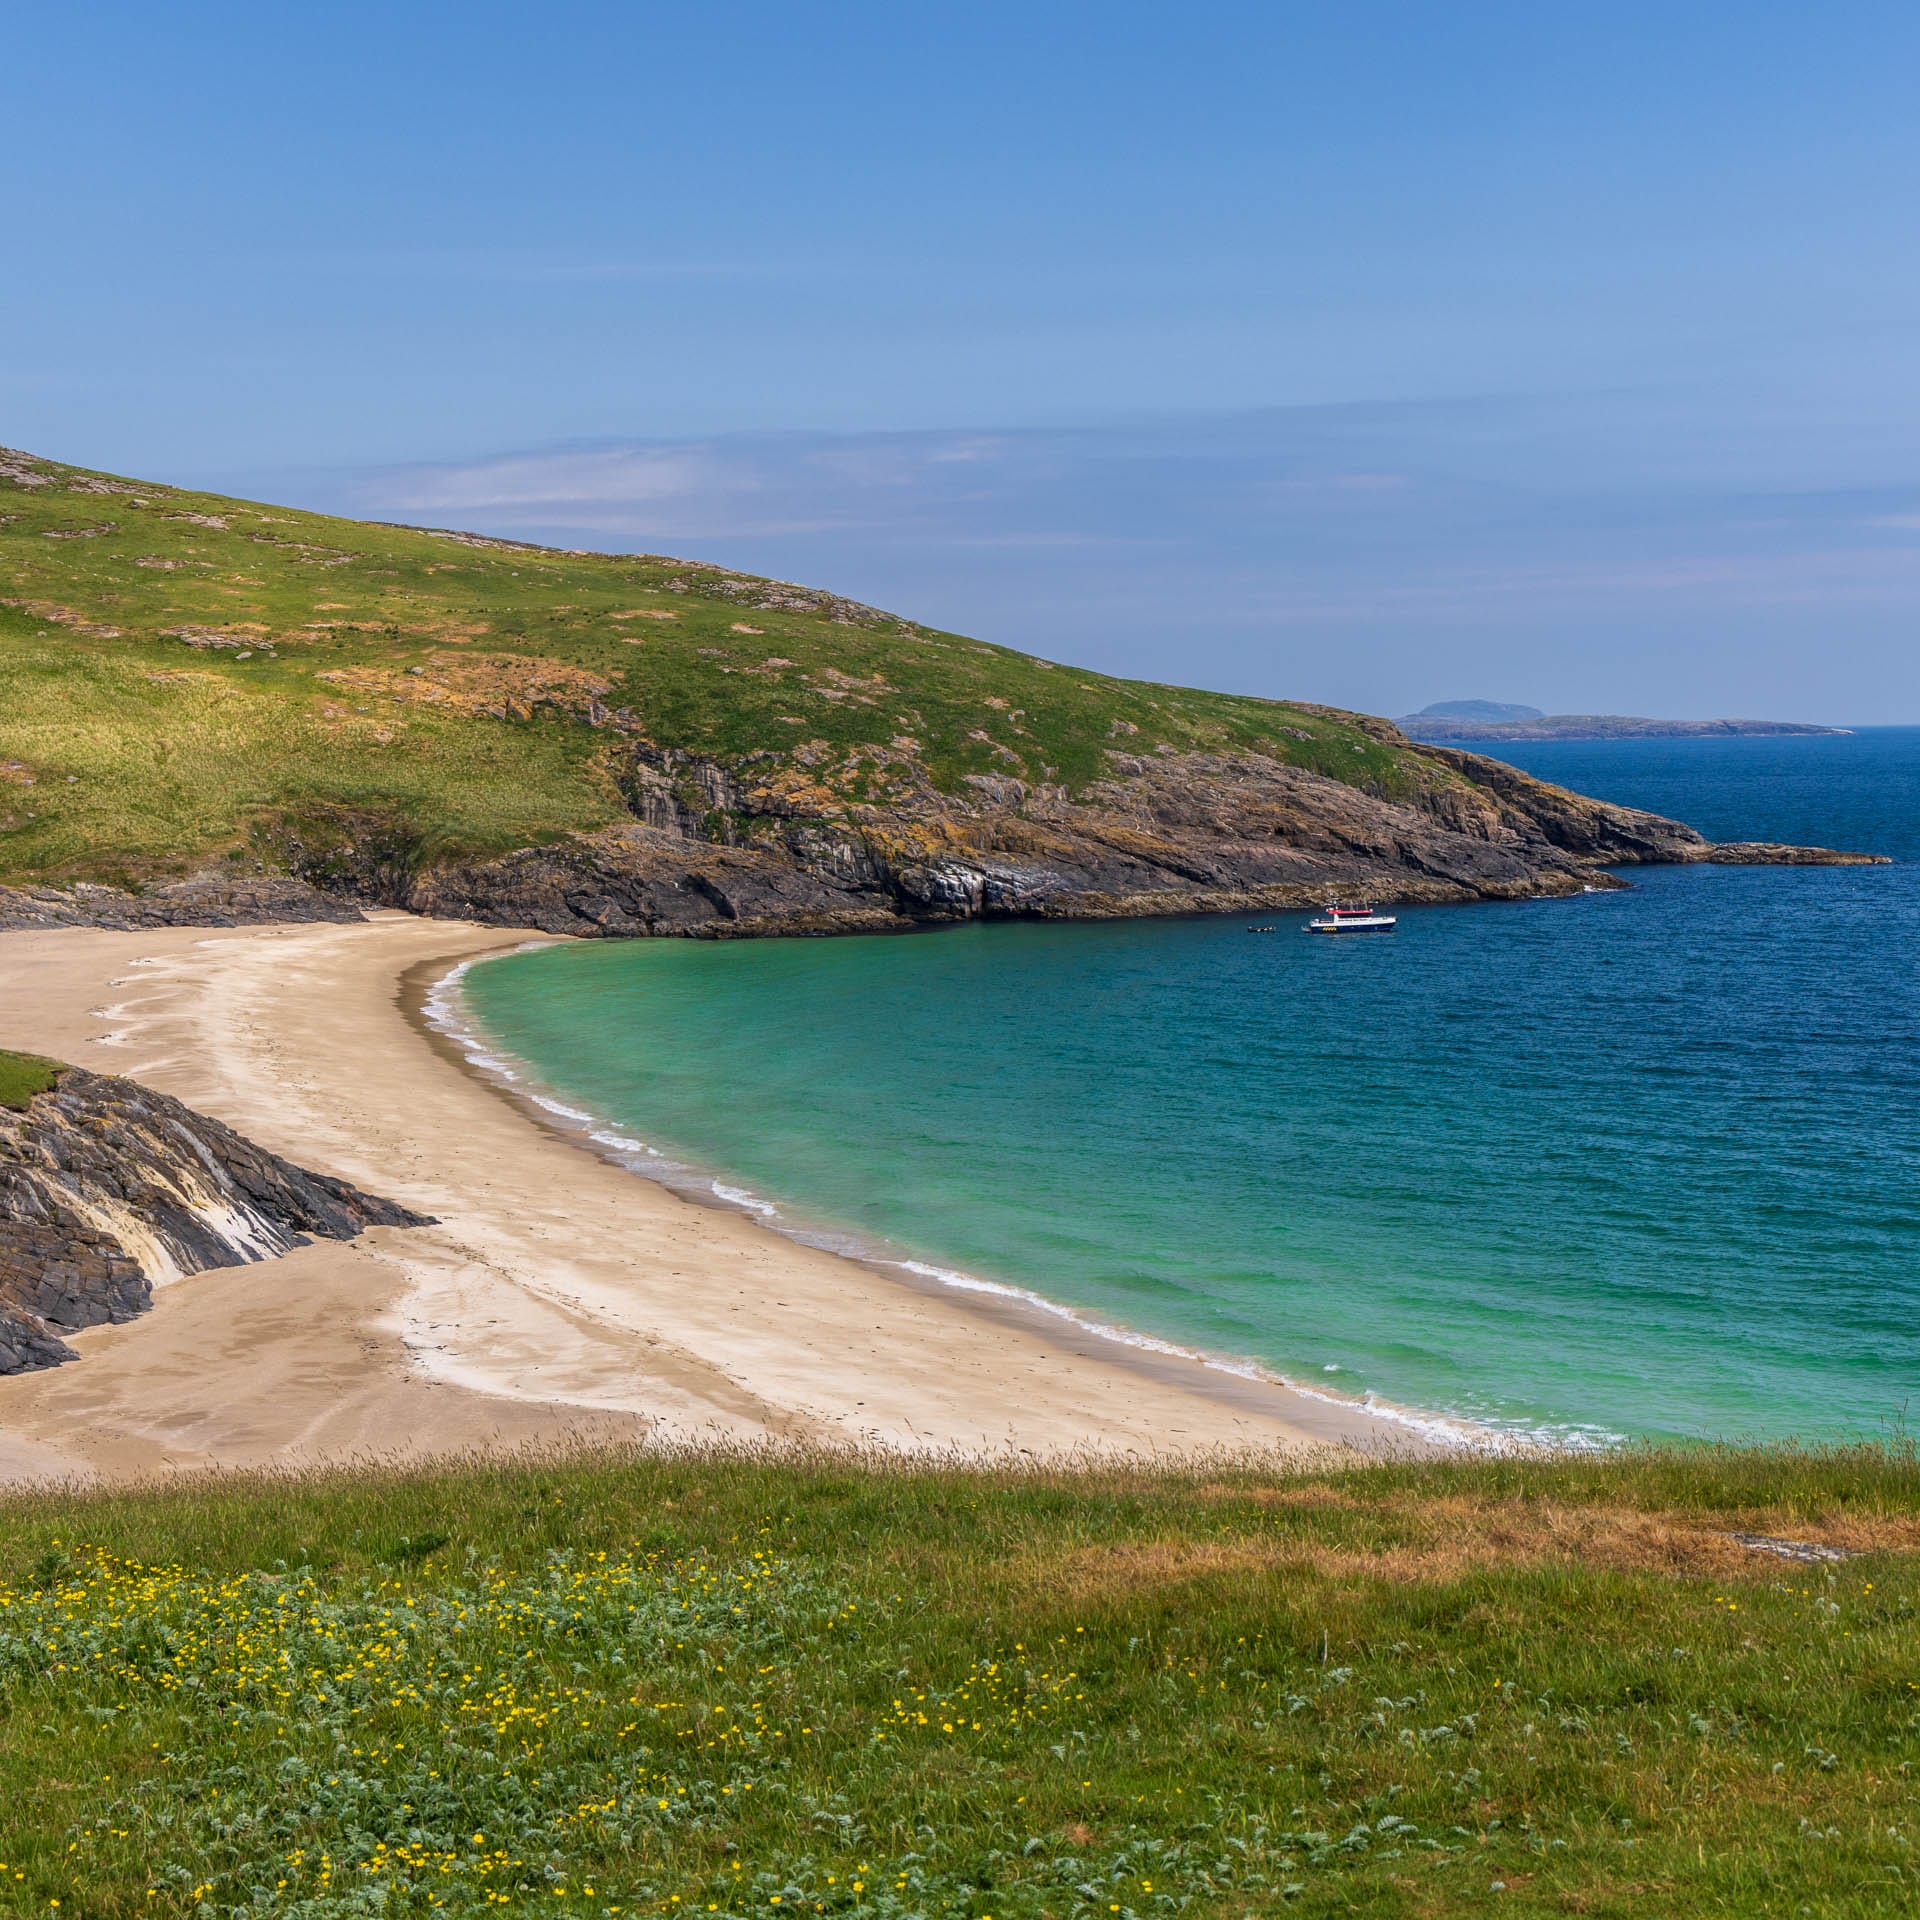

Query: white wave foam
713,1181,778,1217
589,1128,657,1157
424,950,684,1181
890,1261,1521,1451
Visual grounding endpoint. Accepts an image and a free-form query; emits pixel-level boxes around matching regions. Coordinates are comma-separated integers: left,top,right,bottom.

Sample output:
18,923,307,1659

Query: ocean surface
456,727,1920,1446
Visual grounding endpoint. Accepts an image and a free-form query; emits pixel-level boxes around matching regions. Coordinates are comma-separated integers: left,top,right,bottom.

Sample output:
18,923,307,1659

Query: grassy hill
0,447,1408,893
0,1443,1914,1917
2,446,1761,935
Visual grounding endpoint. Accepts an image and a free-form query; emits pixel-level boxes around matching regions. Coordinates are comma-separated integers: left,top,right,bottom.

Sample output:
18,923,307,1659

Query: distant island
1413,700,1548,725
1399,702,1851,744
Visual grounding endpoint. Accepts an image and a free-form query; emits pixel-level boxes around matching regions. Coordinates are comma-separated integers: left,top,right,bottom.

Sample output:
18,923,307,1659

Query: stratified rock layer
370,735,1883,938
0,876,361,931
0,736,1886,939
1704,842,1888,866
0,1066,428,1375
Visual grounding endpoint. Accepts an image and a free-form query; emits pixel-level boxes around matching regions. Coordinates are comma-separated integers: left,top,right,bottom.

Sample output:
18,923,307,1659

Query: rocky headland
0,1061,428,1375
387,735,1863,937
0,448,1890,940
2,727,1882,940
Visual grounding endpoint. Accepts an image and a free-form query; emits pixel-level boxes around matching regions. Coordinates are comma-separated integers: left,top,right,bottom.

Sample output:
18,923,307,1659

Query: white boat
1306,901,1397,934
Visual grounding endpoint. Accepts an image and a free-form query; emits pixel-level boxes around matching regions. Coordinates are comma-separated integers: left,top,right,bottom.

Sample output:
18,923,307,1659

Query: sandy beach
0,912,1394,1484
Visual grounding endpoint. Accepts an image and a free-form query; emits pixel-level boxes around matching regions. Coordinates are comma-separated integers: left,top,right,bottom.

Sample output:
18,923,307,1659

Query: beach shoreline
0,912,1443,1487
408,939,1490,1454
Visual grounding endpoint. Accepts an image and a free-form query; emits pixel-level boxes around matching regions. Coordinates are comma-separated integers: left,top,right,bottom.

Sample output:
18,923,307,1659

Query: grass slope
0,451,1411,890
1,1446,1916,1917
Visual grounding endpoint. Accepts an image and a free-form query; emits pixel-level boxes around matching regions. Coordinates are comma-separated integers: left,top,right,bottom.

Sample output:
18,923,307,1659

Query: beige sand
0,914,1395,1485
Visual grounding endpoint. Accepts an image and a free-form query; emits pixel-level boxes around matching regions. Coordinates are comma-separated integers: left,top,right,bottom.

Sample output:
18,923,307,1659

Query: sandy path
0,914,1384,1484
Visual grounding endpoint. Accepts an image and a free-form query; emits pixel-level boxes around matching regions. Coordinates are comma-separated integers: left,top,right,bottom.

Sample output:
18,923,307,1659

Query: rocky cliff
0,876,364,932
0,727,1882,940
0,1065,428,1375
340,730,1886,938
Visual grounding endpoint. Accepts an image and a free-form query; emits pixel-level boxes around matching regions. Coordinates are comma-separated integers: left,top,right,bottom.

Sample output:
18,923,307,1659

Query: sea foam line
422,955,1605,1455
886,1261,1561,1452
422,953,678,1180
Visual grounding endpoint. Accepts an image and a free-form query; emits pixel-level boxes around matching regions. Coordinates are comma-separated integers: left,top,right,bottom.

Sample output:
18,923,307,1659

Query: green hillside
1,1444,1914,1917
0,449,1406,891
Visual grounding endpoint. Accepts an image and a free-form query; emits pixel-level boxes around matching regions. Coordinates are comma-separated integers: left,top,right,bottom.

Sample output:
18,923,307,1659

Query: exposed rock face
317,731,1879,938
0,875,361,932
0,1067,429,1375
1,731,1883,942
1705,841,1889,867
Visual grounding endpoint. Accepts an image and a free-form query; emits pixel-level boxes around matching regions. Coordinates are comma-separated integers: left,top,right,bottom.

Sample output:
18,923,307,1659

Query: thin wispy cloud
254,248,766,283
270,394,1920,721
386,448,737,515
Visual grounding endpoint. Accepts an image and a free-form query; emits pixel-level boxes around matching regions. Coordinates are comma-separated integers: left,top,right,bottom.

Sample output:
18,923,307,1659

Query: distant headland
1399,702,1851,744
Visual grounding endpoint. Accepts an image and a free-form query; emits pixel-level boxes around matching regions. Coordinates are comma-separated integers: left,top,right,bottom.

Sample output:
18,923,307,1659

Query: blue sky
9,2,1920,719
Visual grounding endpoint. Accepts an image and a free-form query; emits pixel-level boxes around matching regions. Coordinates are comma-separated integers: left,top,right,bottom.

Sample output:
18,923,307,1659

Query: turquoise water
458,728,1920,1445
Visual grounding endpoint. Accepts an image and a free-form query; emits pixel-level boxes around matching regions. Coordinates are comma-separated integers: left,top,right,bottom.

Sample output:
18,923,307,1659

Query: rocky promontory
1704,841,1889,866
339,731,1889,938
0,729,1886,940
0,1062,428,1375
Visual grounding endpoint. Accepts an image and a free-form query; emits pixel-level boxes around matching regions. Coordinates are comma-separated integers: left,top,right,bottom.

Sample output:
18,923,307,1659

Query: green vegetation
0,450,1413,889
0,1048,62,1110
1,1444,1915,1916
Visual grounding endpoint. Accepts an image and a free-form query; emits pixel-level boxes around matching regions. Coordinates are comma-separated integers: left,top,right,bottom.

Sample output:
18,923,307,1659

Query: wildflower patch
0,1450,1914,1916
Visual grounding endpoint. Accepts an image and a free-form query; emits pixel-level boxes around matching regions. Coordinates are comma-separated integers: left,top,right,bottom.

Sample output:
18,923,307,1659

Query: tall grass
1,1441,1914,1916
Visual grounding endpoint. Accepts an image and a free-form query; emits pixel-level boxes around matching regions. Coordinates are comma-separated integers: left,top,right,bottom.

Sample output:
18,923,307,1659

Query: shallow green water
456,731,1920,1445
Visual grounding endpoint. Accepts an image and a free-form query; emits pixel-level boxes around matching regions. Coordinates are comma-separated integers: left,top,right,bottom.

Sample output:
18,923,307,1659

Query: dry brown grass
1048,1494,1920,1599
317,650,613,721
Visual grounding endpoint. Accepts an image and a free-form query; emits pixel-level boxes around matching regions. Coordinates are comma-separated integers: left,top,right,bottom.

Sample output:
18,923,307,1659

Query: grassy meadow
0,1444,1915,1917
0,449,1416,891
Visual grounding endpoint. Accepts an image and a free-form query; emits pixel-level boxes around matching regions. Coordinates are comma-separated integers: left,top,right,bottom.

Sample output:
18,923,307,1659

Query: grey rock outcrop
1,1066,429,1375
1704,841,1889,867
0,875,362,932
292,727,1880,939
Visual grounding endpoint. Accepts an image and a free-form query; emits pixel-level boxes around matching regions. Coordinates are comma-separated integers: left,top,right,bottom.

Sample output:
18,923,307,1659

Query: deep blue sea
458,728,1920,1446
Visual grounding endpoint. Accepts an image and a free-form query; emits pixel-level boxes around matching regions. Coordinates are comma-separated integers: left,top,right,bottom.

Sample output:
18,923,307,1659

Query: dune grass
0,1048,63,1110
0,1442,1914,1916
0,449,1417,889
